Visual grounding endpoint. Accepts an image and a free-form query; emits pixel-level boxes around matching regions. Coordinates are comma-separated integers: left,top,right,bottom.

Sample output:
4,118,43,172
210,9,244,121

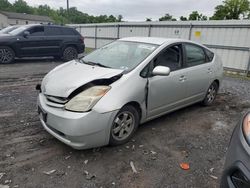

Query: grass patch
224,72,250,80
85,47,94,54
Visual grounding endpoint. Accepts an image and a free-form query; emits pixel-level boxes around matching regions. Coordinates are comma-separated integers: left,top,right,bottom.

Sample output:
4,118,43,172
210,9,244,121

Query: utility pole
67,0,69,15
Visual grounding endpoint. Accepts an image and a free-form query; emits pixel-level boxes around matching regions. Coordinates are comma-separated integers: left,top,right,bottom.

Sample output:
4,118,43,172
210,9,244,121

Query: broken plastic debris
150,151,157,155
130,161,138,174
0,173,5,180
209,175,218,180
180,163,190,170
4,180,11,184
43,169,56,175
65,155,71,160
84,170,96,180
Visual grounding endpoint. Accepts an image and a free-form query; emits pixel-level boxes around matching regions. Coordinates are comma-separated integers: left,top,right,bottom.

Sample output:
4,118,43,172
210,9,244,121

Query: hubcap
207,85,216,103
0,48,13,63
65,48,77,60
112,111,135,141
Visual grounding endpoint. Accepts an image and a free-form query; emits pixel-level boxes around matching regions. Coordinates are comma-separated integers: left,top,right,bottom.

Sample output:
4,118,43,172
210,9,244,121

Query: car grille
231,170,250,188
44,95,68,108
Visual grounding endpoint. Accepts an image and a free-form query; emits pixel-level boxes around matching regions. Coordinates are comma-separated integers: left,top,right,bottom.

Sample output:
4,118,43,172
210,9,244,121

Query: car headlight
243,112,250,145
65,85,111,112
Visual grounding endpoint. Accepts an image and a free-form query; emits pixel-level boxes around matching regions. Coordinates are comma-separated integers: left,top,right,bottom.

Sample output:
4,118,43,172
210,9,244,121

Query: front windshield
82,41,158,71
0,26,18,34
9,26,28,35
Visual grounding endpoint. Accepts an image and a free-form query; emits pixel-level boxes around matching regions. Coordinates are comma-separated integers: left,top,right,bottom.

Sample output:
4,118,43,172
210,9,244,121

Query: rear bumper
221,116,250,188
77,43,85,54
37,93,118,149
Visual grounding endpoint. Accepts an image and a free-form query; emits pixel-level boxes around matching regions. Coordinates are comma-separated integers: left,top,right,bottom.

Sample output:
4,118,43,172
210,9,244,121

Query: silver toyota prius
37,37,223,149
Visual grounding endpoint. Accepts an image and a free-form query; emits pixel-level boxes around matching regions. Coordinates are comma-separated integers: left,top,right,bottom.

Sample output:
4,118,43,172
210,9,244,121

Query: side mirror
152,66,170,76
23,31,30,38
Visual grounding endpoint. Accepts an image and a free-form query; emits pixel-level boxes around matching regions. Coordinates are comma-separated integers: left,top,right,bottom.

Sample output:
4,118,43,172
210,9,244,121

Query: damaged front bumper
37,93,118,149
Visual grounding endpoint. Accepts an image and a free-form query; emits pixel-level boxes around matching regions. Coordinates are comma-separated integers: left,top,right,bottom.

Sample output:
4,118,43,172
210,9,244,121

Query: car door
17,26,46,57
147,44,188,118
44,26,62,55
183,43,213,103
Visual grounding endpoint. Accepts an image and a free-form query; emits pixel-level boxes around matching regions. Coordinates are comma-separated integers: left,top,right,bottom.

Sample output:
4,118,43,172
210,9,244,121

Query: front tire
0,46,15,64
109,105,139,146
202,81,219,106
62,46,78,62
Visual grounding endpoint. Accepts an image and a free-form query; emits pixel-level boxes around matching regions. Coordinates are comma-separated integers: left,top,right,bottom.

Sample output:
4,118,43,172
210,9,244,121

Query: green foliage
180,16,187,21
0,0,123,24
0,0,12,11
159,13,176,21
211,0,250,20
188,11,207,20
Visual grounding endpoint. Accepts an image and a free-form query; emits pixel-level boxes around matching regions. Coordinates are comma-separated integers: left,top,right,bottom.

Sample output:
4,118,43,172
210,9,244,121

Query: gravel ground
0,59,250,188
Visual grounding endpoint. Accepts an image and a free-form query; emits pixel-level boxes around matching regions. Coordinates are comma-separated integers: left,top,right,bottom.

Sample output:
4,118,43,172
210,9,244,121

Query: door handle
207,68,212,74
179,75,187,82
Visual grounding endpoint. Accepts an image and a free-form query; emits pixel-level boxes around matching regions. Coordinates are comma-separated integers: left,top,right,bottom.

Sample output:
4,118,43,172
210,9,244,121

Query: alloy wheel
111,111,135,141
0,48,13,64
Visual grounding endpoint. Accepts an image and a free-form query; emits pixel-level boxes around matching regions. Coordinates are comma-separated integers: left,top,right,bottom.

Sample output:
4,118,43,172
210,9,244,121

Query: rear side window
205,49,214,62
61,28,77,35
184,44,206,67
28,26,44,36
45,27,62,36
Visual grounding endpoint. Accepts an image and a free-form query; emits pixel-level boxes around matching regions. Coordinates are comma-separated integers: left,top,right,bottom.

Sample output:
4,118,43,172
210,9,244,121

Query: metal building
70,20,250,75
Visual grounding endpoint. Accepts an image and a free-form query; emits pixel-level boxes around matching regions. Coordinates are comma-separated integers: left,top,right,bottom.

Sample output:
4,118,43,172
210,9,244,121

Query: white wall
70,20,250,73
0,14,8,29
8,18,50,25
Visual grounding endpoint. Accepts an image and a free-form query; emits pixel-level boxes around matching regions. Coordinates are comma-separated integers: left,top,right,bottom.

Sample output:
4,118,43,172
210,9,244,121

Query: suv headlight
243,112,250,145
65,85,111,112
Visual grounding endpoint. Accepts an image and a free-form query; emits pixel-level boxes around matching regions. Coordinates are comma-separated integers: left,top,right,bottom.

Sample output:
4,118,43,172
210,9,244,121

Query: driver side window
27,26,44,36
153,44,182,72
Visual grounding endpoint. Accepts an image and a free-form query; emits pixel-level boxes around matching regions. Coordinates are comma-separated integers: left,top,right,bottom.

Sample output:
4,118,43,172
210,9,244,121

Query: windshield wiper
81,60,110,68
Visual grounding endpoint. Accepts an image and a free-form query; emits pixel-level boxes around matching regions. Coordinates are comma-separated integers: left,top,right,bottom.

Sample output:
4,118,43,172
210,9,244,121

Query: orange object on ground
180,163,190,170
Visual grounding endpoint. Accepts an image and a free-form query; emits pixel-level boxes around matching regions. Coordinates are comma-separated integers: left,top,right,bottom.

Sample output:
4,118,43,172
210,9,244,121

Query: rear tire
62,46,78,62
202,81,219,106
0,46,15,64
109,105,139,146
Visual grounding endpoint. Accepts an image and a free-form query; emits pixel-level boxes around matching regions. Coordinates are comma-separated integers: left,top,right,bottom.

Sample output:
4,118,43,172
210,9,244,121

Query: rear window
61,28,77,35
46,27,62,35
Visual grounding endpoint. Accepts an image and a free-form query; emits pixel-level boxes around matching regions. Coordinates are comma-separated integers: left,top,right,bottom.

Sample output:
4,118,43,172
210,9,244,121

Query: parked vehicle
0,24,85,64
37,37,223,149
221,112,250,188
0,25,19,34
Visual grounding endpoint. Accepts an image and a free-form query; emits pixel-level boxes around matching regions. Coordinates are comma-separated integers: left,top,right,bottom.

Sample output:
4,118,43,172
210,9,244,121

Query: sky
8,0,224,21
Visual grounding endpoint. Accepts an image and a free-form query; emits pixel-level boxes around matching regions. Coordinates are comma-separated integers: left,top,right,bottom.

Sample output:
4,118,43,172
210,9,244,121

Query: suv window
45,27,62,36
28,26,44,36
153,44,182,71
184,44,206,67
61,28,76,35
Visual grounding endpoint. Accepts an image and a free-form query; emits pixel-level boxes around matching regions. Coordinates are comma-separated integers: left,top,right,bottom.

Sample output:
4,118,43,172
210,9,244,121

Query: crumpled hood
42,60,123,98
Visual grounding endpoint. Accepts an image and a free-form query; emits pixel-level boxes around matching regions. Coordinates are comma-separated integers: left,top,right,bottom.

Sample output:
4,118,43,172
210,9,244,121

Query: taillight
80,36,84,43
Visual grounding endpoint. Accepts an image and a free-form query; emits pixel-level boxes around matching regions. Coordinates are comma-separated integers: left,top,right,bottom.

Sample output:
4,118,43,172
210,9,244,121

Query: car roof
119,37,191,45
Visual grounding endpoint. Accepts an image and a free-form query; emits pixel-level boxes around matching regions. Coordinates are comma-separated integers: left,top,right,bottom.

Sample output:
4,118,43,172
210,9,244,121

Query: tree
0,0,123,24
188,11,207,20
159,13,176,21
211,0,250,20
0,0,12,11
180,16,187,21
117,15,123,22
12,0,34,14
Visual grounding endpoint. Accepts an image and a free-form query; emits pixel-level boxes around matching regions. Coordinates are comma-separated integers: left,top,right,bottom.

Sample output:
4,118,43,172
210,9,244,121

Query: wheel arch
123,101,142,122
